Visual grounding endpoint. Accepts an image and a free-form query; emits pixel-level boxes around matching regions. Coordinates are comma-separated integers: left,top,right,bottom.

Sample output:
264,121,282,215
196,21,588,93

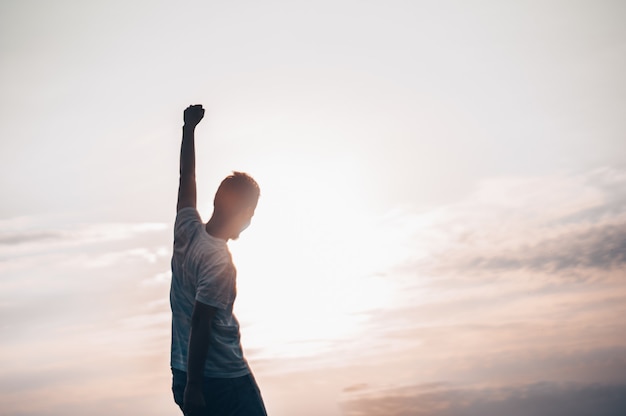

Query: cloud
310,167,626,405
0,216,174,396
0,231,63,245
384,167,626,286
459,222,626,274
234,167,626,379
344,383,370,393
341,382,626,416
0,217,169,273
2,168,626,416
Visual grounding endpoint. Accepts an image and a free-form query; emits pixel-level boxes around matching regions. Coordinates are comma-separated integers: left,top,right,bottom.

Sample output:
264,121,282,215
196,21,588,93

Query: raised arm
177,105,205,211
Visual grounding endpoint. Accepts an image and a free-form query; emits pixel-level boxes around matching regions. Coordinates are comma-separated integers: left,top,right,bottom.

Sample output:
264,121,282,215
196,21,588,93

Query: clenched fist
184,104,205,128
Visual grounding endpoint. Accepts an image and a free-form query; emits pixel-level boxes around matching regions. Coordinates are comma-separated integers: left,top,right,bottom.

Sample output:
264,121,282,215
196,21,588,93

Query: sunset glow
1,1,626,415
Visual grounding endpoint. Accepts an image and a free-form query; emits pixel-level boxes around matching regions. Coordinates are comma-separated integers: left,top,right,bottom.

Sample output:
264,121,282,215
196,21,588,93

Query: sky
1,0,625,415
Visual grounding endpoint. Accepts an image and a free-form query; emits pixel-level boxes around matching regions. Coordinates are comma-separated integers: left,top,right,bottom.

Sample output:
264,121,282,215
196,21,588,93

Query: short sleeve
195,257,236,310
173,207,201,246
175,207,201,232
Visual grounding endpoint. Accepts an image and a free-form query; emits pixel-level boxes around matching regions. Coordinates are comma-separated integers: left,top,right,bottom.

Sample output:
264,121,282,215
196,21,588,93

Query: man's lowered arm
184,301,217,416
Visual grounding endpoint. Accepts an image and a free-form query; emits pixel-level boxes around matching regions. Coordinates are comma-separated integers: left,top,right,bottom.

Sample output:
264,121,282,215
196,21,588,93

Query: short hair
213,171,260,214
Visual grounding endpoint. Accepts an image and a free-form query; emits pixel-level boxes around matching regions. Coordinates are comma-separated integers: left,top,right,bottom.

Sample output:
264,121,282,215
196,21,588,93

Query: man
170,104,267,416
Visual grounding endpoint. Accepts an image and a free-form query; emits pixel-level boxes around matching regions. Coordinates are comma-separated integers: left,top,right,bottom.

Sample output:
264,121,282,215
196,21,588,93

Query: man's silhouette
170,105,266,416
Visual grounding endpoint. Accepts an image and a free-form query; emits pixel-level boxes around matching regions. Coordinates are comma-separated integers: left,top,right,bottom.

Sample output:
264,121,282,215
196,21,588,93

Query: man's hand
184,104,205,128
183,382,206,416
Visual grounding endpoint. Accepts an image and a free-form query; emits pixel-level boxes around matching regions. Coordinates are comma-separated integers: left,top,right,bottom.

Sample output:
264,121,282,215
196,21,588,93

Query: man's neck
205,216,230,241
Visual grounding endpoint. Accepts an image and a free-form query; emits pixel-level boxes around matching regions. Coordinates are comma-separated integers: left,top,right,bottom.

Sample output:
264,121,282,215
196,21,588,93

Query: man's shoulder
174,207,203,236
175,207,201,225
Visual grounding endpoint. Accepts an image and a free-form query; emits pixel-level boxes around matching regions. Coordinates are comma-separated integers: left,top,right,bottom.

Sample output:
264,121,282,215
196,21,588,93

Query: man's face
231,207,255,240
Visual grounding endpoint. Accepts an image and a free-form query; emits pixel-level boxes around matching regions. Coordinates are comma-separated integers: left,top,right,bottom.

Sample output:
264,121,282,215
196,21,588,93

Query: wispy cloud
388,168,626,285
327,168,626,414
462,222,626,273
341,381,626,416
1,168,625,415
0,217,174,414
0,230,63,246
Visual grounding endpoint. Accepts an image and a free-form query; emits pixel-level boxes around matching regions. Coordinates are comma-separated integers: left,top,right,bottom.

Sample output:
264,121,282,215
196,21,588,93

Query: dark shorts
172,368,267,416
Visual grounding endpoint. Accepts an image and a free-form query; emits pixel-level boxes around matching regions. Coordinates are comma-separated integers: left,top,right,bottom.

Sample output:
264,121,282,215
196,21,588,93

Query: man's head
213,171,260,240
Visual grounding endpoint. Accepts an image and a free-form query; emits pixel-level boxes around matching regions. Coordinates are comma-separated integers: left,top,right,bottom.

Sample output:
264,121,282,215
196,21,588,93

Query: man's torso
170,207,249,378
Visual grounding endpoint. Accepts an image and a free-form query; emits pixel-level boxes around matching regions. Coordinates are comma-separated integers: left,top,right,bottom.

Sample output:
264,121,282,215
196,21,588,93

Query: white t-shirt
169,207,250,378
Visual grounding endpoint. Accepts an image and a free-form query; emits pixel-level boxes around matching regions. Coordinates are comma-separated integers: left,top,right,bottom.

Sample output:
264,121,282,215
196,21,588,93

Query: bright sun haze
228,154,398,356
